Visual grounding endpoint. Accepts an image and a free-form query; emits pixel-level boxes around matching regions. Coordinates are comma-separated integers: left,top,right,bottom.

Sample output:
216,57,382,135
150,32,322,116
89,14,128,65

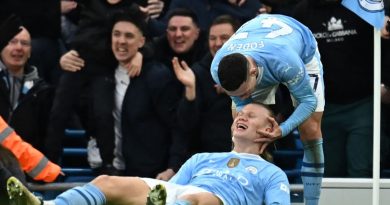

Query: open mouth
236,123,248,130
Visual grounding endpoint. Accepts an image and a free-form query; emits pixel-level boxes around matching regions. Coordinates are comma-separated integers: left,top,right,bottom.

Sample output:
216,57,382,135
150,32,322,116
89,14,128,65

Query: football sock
174,199,192,205
52,183,105,205
301,138,324,205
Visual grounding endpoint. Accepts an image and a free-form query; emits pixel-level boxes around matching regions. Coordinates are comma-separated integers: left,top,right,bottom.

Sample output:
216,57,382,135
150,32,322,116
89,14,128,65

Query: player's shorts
291,49,325,112
140,178,226,204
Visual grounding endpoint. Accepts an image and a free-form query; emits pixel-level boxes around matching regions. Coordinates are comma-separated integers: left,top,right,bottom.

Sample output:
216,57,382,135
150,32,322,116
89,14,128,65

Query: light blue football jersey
211,14,322,137
169,152,290,205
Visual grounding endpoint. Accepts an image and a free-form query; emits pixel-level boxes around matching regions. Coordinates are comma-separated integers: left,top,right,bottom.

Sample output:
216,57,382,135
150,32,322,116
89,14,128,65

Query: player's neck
232,140,261,155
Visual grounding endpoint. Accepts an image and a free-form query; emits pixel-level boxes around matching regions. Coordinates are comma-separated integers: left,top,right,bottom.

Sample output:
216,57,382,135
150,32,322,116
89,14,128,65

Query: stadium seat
61,129,95,182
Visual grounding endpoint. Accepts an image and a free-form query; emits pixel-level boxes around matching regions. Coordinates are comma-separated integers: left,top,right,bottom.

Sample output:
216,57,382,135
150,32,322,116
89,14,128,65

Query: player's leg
176,192,222,205
91,175,150,205
298,112,324,205
297,50,325,205
7,175,151,205
145,181,221,205
7,175,105,205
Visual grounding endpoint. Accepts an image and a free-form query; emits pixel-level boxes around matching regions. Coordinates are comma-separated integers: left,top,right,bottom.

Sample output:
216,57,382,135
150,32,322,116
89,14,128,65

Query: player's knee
91,175,112,188
299,121,322,139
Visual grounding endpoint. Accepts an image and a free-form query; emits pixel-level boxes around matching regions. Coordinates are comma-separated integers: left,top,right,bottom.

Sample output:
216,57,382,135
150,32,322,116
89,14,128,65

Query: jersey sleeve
263,169,291,205
168,154,199,185
278,56,317,137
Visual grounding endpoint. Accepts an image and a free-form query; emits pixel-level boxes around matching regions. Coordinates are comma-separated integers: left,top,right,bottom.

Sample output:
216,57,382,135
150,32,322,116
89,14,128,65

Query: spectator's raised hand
60,50,85,72
147,0,165,19
172,57,196,100
172,57,195,88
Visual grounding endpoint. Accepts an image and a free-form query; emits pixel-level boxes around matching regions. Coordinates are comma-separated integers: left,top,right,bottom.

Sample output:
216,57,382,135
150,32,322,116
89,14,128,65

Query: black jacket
293,0,377,104
178,52,233,153
0,63,54,151
121,61,188,177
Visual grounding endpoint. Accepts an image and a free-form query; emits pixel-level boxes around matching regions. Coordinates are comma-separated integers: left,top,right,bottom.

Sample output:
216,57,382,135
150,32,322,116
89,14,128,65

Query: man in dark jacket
45,1,142,173
109,10,188,180
173,15,241,153
0,26,54,153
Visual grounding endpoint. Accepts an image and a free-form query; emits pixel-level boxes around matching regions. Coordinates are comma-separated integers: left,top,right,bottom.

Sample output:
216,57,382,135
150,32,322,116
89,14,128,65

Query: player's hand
60,50,85,72
254,116,282,153
124,51,143,78
156,168,175,181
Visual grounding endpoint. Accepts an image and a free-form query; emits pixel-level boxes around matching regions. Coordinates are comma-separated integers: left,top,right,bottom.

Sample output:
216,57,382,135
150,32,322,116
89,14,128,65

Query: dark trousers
45,68,115,165
323,97,389,177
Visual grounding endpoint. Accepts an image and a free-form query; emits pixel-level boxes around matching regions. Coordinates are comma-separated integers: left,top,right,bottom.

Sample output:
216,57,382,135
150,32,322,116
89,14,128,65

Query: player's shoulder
193,152,228,158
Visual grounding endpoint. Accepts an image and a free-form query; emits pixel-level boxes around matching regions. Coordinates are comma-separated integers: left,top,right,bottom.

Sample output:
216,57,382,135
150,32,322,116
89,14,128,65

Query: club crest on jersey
227,158,240,168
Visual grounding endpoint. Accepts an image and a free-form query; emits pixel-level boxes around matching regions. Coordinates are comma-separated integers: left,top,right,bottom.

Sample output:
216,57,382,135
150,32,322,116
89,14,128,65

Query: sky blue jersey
169,152,290,205
211,14,321,137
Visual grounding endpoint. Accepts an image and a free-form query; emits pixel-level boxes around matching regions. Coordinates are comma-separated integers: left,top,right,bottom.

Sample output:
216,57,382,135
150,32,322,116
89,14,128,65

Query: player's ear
249,66,257,77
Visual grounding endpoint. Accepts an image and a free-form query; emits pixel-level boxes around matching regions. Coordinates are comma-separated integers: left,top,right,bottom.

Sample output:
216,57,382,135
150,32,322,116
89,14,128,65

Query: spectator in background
150,8,208,68
172,15,241,153
293,0,390,178
0,12,59,195
148,0,262,36
109,10,188,179
0,26,54,154
0,0,63,86
147,8,208,157
45,1,145,175
60,0,80,50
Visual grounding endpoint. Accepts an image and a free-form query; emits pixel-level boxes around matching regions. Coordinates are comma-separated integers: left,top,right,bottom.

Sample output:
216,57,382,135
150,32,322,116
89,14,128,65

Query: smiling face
111,21,145,66
1,27,31,75
166,16,199,54
208,23,235,56
232,103,273,141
